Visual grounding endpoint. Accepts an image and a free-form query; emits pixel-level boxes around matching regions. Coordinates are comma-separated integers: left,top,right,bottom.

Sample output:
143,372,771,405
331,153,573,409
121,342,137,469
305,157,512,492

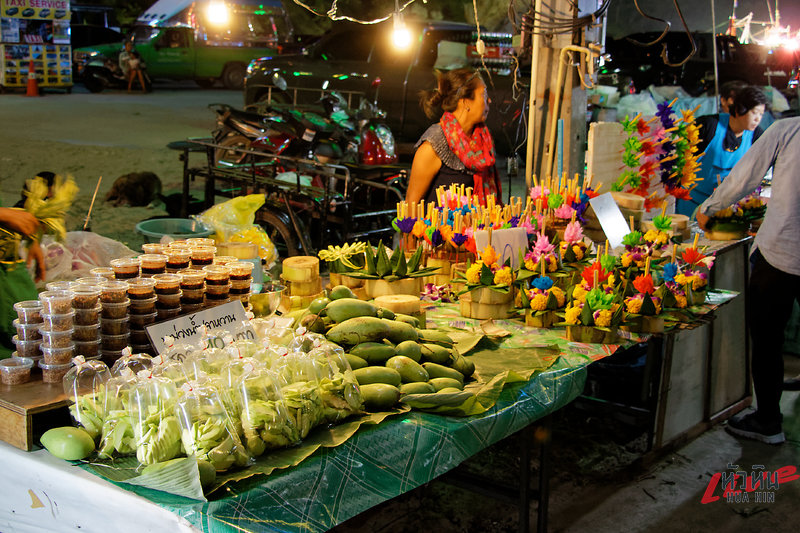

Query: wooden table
0,376,70,450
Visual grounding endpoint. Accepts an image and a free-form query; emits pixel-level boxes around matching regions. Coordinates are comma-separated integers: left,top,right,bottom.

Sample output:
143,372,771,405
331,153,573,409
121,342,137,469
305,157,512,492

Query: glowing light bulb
392,16,412,50
206,1,230,26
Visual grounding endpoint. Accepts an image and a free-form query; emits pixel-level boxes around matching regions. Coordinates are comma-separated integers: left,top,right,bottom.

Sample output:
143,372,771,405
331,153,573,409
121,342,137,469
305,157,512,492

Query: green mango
394,313,420,327
451,352,475,379
420,343,451,364
197,459,217,488
395,340,422,362
353,366,402,387
308,297,330,315
428,377,464,391
326,316,389,345
345,353,369,370
360,383,401,411
437,387,464,394
299,313,326,333
400,382,436,394
385,355,429,383
329,285,357,300
325,298,378,323
423,362,465,384
350,341,396,364
417,329,454,346
376,307,396,320
40,426,95,460
381,318,419,344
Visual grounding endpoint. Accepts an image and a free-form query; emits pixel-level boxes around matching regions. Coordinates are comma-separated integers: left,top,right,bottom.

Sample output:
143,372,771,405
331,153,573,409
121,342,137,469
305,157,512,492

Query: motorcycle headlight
374,124,395,157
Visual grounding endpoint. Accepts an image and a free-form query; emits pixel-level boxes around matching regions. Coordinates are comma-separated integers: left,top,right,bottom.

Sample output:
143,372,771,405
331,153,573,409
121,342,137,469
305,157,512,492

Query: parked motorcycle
74,52,152,93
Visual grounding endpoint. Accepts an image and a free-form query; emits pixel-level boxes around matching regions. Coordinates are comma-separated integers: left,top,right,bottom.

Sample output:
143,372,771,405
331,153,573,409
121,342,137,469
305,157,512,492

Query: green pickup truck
74,0,295,91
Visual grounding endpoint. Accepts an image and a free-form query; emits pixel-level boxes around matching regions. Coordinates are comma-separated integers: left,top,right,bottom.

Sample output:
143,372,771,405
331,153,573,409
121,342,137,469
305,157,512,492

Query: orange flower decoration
439,225,454,244
632,274,655,294
480,243,497,267
412,220,427,238
681,247,706,266
581,262,610,287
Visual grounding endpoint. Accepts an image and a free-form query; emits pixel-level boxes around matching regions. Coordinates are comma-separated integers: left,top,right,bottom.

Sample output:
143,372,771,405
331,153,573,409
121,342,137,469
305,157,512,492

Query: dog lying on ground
104,172,163,207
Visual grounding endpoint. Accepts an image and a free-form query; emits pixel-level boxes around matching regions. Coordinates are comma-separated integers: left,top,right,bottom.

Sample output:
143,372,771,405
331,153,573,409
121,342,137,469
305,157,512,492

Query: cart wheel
214,134,250,167
257,210,300,258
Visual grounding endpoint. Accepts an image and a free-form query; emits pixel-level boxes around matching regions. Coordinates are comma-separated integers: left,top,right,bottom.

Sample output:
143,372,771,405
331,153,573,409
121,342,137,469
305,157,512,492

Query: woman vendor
0,205,44,358
406,68,501,207
677,86,768,216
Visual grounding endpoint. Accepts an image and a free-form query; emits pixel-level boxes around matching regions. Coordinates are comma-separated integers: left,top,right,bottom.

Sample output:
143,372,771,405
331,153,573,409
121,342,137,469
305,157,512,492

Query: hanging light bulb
206,1,230,27
392,13,412,50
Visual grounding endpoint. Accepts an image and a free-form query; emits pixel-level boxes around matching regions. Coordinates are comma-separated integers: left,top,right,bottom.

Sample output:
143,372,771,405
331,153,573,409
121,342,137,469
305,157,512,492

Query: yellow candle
693,233,699,249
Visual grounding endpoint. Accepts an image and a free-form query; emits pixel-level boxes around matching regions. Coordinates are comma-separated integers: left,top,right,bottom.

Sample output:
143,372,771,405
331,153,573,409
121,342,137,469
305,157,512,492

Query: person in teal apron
677,86,768,216
0,205,44,358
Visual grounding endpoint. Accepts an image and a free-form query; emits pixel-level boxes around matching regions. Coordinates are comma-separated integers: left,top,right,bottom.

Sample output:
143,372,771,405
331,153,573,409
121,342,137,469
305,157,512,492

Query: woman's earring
466,106,471,111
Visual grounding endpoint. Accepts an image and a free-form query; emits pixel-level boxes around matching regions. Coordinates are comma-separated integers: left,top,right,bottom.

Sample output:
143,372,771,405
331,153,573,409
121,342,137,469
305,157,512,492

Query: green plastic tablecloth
77,303,631,532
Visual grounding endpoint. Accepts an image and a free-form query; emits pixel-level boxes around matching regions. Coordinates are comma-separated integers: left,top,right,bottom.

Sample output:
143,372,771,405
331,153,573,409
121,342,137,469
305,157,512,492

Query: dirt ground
0,82,241,252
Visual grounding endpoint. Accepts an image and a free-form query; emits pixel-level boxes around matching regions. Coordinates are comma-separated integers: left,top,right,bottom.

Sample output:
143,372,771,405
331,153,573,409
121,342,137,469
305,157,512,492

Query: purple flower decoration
656,101,674,129
422,283,454,303
430,229,443,247
451,233,467,246
394,217,416,234
509,215,520,227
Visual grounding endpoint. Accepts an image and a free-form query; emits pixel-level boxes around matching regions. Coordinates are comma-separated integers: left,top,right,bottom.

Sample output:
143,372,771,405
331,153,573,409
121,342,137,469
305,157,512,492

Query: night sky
606,0,800,39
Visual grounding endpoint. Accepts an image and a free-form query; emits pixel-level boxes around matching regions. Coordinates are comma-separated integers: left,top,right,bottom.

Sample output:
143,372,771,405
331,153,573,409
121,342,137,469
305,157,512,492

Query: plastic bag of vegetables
228,362,298,455
128,372,183,465
97,368,138,458
174,382,252,472
307,345,363,424
272,353,325,439
64,356,112,441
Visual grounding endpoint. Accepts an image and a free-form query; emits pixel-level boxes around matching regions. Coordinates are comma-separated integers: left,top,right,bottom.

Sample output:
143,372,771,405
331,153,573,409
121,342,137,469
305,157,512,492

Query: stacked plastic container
180,269,205,314
127,278,158,356
12,300,44,368
203,265,231,307
228,261,255,307
99,281,130,365
71,285,103,360
153,273,182,322
139,254,168,278
38,290,75,383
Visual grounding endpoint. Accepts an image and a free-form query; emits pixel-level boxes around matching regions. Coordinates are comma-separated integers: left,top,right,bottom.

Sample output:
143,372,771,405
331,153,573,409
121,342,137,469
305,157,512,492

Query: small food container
100,281,130,303
13,319,42,341
212,255,239,266
101,317,129,336
156,291,182,308
40,311,75,332
41,345,75,364
128,296,157,315
152,273,182,294
139,254,168,276
227,261,255,280
110,257,140,279
1,357,34,385
190,245,216,268
142,243,166,254
75,276,106,286
203,264,230,285
127,278,157,299
230,278,252,290
165,249,191,271
74,304,102,326
73,324,101,342
39,360,73,384
46,281,78,292
14,300,43,325
205,282,231,296
39,328,75,349
180,270,206,290
230,286,251,296
101,299,130,319
129,312,157,328
187,237,215,248
71,285,102,309
90,266,116,280
167,240,191,250
180,288,205,305
156,307,181,320
75,339,102,358
130,329,151,345
101,350,125,366
181,303,203,314
39,291,74,315
204,294,230,307
101,333,130,352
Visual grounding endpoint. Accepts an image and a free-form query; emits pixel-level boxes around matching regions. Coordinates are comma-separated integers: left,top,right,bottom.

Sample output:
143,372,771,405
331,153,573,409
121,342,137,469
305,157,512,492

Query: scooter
76,53,152,94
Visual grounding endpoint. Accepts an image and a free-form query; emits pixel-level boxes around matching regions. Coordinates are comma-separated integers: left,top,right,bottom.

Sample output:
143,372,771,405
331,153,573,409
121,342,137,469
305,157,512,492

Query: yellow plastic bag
195,195,276,265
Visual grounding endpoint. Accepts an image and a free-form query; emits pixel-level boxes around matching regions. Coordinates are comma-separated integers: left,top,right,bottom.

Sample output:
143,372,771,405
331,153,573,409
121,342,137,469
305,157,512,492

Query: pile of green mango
298,285,476,411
